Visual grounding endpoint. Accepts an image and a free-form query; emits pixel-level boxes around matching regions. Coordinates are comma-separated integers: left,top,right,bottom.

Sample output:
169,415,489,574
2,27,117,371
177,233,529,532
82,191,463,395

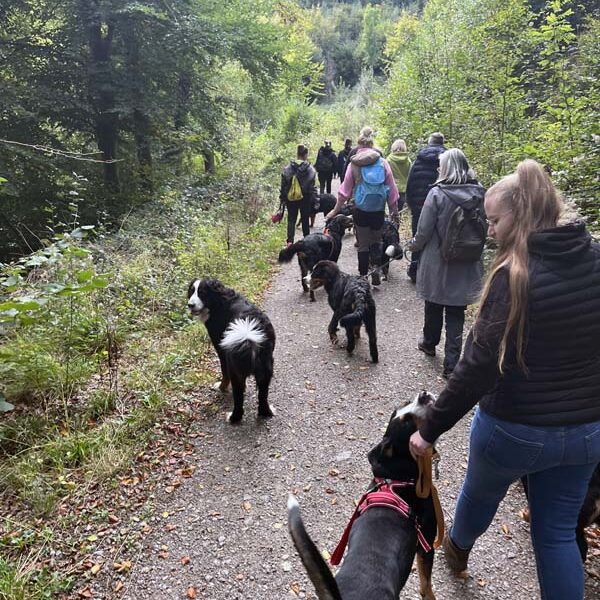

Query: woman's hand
325,210,337,221
409,430,432,461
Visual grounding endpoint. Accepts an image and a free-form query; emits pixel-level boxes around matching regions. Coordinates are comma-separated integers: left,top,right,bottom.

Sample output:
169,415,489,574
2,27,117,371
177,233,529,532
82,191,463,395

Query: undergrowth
0,170,285,596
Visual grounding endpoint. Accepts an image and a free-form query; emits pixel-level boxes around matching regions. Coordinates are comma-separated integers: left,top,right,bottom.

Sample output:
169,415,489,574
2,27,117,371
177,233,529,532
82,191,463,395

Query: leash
416,448,445,550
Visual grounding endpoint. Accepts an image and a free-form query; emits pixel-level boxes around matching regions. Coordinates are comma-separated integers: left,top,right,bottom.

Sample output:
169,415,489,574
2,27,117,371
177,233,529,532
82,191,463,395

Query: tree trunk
202,149,215,175
87,14,120,190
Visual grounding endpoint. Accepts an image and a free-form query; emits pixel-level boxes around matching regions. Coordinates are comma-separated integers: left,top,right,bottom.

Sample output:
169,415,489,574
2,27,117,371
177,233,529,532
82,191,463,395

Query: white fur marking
288,494,299,511
303,273,311,284
188,279,210,322
220,317,266,350
385,244,396,257
394,393,430,420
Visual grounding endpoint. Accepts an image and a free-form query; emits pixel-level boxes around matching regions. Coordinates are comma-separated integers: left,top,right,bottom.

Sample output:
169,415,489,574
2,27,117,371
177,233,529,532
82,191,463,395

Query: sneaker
418,338,436,357
371,271,381,286
443,531,471,575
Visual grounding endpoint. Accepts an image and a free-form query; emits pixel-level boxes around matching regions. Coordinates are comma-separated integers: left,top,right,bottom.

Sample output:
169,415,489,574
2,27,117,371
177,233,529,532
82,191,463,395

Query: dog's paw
226,411,243,424
329,332,339,345
258,406,275,419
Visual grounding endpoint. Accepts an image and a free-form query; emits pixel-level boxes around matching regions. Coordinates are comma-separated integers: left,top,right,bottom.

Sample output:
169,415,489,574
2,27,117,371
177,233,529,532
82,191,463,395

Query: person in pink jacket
326,126,399,284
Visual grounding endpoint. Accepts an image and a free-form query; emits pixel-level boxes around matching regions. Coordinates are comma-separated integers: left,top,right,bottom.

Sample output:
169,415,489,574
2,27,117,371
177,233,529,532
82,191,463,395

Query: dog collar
330,478,432,566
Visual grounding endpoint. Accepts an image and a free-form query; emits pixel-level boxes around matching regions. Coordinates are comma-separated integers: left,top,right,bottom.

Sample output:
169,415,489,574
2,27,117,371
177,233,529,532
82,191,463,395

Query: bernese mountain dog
278,214,353,302
288,391,439,600
187,278,275,424
369,219,404,283
306,260,378,362
297,193,338,228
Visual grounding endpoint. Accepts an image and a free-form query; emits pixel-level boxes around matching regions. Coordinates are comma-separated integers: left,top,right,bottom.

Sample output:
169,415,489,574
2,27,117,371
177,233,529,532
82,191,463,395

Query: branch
0,139,123,163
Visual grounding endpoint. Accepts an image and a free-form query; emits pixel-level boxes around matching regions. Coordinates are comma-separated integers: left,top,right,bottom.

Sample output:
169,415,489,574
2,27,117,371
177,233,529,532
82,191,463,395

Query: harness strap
330,479,432,566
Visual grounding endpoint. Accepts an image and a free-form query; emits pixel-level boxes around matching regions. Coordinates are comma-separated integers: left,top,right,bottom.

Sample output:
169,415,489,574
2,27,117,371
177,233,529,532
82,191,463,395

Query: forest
0,0,599,597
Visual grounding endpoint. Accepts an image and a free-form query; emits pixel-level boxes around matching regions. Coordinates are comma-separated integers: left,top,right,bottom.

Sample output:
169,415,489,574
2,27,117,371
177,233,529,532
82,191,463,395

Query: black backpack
439,191,487,262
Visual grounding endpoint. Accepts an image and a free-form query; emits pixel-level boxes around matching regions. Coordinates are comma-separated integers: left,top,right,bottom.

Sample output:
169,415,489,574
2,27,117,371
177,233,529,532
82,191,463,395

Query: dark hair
344,138,352,146
297,144,308,159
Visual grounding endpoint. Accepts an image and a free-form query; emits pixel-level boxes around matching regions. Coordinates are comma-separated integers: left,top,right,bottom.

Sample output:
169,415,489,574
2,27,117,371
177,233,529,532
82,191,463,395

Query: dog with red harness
288,391,443,600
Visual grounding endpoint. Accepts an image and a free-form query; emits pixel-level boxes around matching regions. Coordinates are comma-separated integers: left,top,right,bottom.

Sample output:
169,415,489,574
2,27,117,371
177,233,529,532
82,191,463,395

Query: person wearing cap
315,140,338,196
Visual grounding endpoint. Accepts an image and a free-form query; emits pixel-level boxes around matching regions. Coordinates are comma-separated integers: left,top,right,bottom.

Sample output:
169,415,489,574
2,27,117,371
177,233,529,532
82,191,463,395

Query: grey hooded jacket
410,182,486,306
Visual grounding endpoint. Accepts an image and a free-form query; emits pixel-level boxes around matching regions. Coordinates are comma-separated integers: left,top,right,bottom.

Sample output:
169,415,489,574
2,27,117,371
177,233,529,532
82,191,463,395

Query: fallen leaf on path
181,556,191,565
90,563,102,575
187,586,197,598
113,560,132,573
501,523,510,535
114,581,124,593
78,587,93,598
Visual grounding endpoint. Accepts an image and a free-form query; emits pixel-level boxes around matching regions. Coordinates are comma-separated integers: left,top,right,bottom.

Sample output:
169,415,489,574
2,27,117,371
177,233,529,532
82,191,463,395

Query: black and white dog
187,278,275,423
369,220,404,282
307,260,378,362
278,214,353,302
288,391,439,600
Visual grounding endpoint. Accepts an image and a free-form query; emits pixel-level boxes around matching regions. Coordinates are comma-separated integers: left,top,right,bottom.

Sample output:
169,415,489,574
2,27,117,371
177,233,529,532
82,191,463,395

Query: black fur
288,393,439,600
369,220,403,281
278,214,353,302
308,260,378,362
187,278,275,423
298,193,339,228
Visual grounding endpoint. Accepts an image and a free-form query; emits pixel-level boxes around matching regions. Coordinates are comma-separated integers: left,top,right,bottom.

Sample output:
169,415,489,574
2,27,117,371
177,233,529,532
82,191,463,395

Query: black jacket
315,147,338,175
280,160,317,204
405,144,445,211
337,148,352,180
421,222,600,443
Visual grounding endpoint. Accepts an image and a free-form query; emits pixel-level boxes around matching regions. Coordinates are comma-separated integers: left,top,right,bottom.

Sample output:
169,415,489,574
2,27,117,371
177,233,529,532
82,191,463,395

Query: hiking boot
443,531,471,575
418,338,436,357
371,270,381,286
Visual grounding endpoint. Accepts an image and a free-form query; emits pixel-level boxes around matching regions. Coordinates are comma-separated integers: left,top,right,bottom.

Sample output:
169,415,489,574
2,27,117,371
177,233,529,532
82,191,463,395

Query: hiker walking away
315,140,337,195
408,148,486,379
337,138,353,184
280,144,317,245
326,126,399,285
405,132,445,282
386,138,412,212
409,159,600,600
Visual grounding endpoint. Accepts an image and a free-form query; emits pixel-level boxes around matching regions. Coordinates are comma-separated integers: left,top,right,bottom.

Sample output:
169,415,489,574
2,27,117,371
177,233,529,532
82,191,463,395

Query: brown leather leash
416,448,445,550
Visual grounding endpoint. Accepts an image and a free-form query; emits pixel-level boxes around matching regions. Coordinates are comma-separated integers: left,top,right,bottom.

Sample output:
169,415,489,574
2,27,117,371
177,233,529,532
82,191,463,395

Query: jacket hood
351,148,380,167
528,221,592,264
416,144,445,163
388,152,410,165
437,183,485,209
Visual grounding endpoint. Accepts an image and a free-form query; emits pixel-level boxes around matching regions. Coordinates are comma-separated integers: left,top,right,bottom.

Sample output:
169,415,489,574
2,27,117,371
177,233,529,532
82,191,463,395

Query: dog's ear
367,437,393,471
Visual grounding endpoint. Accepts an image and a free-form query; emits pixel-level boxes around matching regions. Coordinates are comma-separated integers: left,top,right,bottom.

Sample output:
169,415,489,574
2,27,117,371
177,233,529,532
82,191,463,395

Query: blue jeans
452,408,600,600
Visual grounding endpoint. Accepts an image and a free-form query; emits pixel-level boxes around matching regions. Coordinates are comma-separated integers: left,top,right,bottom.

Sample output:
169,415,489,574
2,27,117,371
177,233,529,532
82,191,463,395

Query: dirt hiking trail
121,199,600,599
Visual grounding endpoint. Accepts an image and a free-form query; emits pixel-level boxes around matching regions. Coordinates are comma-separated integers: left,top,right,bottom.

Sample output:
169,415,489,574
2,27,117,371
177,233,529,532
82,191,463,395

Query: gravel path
122,203,600,599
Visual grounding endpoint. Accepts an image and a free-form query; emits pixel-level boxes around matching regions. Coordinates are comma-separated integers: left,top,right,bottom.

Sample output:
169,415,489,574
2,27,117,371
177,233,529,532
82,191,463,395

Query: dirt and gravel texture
120,211,600,599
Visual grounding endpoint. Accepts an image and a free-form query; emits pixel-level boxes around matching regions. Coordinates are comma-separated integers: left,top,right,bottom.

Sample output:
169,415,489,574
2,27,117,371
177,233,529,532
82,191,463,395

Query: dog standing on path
278,214,353,302
306,260,378,362
288,391,439,600
187,278,275,423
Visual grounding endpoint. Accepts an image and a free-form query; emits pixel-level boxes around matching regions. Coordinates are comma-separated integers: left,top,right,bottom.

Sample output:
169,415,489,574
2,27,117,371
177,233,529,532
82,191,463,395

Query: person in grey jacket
408,148,485,378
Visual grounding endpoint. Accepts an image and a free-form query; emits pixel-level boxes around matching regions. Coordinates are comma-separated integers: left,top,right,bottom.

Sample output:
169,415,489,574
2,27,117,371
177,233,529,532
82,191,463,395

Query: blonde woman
409,160,600,600
386,138,412,211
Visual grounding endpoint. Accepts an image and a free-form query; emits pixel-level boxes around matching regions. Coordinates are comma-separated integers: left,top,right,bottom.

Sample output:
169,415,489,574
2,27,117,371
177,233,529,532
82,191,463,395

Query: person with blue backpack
326,126,399,285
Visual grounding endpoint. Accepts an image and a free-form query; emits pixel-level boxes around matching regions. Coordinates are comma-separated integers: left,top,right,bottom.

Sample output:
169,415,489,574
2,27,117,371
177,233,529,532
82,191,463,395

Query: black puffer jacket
421,222,600,443
405,144,445,211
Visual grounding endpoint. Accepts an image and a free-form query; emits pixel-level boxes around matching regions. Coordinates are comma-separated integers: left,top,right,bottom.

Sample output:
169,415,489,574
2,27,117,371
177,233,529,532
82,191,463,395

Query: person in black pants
405,132,445,282
279,144,317,245
408,148,485,378
315,140,337,195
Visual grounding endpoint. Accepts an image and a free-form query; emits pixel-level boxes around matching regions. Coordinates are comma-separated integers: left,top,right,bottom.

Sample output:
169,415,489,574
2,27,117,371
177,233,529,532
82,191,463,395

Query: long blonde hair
479,159,563,371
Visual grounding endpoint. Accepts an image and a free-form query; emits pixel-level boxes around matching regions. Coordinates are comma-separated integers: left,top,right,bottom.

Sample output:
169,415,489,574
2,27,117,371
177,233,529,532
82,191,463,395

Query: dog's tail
278,240,304,263
220,318,266,372
287,496,342,600
339,290,369,329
